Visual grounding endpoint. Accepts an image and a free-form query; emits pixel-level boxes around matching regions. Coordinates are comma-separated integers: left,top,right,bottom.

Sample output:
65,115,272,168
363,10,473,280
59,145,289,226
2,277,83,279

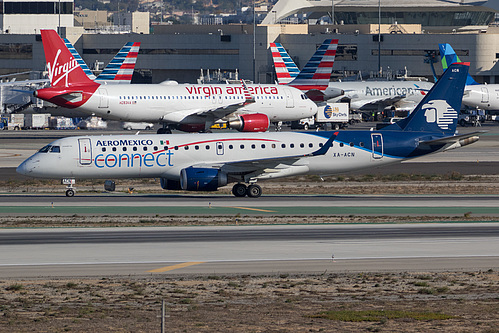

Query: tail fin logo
47,49,79,87
422,100,458,129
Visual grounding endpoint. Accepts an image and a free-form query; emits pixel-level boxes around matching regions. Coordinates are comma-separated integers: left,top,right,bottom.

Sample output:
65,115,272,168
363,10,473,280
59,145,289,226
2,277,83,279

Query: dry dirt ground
1,176,499,332
1,271,498,332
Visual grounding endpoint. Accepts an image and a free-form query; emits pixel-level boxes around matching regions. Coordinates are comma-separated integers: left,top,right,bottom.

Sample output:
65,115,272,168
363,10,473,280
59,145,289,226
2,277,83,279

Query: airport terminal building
0,0,498,86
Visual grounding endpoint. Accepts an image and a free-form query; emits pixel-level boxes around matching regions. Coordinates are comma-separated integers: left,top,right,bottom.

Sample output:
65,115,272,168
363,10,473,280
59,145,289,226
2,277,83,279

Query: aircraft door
98,88,109,108
371,133,383,159
481,87,489,104
216,142,224,155
78,138,92,165
284,88,294,108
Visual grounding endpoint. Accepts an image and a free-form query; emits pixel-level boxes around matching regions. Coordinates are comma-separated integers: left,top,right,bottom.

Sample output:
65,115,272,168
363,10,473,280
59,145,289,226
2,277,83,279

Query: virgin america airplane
34,30,317,133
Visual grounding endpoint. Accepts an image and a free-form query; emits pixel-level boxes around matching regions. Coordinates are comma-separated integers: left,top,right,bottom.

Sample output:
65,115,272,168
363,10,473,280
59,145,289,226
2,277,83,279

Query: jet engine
227,113,269,132
160,178,181,190
180,167,228,191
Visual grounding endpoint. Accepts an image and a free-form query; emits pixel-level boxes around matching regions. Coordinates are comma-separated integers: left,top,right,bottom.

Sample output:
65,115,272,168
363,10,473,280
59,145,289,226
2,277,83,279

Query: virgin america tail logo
47,49,79,87
422,100,458,130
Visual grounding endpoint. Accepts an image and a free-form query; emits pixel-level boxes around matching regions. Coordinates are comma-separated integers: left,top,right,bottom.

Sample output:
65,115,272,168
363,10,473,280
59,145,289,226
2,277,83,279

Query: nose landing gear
62,178,76,197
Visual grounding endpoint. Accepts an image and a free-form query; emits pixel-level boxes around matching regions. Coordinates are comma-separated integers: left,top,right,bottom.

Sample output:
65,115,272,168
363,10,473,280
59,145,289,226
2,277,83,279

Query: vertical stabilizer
288,39,338,91
439,43,478,85
41,30,95,88
63,39,140,84
391,63,469,135
95,42,141,84
270,42,300,84
63,38,96,80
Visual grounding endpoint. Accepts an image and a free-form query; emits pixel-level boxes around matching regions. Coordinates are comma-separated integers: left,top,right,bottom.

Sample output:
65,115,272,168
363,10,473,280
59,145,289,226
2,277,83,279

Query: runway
1,125,499,278
0,223,498,278
2,193,499,216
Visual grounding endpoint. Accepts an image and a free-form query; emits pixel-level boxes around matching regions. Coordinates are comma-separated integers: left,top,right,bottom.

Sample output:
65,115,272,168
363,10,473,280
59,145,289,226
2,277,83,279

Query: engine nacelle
180,167,228,191
227,113,269,132
160,178,181,190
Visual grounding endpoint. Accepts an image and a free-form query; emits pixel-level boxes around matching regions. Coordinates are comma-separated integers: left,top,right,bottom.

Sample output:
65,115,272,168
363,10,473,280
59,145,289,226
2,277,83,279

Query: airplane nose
16,160,29,175
16,157,37,176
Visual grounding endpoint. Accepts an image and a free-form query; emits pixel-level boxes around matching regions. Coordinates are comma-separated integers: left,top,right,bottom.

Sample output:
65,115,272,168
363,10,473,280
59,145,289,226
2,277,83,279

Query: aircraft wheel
246,184,262,198
232,183,247,197
65,189,75,197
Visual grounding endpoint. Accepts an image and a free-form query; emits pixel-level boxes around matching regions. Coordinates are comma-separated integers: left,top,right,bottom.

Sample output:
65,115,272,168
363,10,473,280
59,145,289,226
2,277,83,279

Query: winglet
311,131,338,156
240,79,255,105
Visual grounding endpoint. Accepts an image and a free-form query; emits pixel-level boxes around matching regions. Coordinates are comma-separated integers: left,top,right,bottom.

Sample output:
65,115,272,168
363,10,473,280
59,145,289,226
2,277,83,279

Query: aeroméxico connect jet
17,63,480,197
270,41,433,111
34,30,316,133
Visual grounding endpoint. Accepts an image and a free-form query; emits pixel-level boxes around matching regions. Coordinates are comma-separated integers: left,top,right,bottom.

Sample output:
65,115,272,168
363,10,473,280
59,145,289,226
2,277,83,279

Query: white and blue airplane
17,63,480,197
440,43,499,111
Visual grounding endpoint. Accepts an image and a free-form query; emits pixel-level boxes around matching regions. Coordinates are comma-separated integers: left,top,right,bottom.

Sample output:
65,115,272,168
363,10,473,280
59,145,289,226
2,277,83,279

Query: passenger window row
119,95,284,100
98,142,364,152
99,142,364,153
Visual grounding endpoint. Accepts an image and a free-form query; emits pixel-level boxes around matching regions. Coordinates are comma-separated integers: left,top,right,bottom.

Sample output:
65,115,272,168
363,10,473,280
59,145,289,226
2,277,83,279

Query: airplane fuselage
36,83,317,124
326,81,434,111
17,130,447,182
462,84,499,111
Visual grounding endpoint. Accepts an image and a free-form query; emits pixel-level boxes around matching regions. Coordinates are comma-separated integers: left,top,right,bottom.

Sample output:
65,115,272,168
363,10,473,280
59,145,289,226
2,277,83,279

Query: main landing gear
231,183,262,198
157,125,172,134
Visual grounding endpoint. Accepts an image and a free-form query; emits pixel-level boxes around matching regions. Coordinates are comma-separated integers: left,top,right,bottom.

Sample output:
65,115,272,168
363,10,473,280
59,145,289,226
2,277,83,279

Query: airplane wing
161,81,256,123
350,96,405,110
187,132,338,181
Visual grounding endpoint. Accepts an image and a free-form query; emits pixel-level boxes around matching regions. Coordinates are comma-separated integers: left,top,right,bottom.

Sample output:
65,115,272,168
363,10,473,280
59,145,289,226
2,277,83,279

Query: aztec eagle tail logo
422,100,458,130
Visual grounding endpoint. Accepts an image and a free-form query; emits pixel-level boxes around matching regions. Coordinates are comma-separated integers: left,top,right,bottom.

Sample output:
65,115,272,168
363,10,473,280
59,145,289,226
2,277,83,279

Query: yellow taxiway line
147,261,205,273
229,206,276,213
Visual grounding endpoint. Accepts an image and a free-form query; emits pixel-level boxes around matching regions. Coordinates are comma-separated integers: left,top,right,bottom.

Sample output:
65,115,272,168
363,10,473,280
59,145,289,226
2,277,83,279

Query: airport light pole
253,0,256,83
331,0,334,25
378,0,381,75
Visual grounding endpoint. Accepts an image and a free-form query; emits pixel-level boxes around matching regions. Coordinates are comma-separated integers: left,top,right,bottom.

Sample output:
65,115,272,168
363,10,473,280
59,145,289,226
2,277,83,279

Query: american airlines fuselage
462,84,499,111
326,81,434,111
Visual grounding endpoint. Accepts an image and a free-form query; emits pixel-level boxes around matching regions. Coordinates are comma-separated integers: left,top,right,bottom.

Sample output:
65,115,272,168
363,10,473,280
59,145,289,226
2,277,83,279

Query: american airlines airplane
440,43,499,111
17,63,480,197
63,38,140,84
34,30,316,133
270,41,434,112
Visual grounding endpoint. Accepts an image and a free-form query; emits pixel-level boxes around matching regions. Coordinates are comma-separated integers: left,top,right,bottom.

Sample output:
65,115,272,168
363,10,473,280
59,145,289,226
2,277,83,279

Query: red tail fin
41,30,95,87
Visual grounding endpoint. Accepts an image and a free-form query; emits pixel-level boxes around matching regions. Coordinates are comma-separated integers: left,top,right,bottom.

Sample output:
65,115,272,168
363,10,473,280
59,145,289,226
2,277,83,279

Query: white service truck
24,113,50,129
291,102,349,130
0,114,24,130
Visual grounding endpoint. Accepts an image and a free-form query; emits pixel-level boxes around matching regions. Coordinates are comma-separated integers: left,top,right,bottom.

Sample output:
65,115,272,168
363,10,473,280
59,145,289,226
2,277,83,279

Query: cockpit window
38,145,51,153
38,145,60,153
50,146,60,153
